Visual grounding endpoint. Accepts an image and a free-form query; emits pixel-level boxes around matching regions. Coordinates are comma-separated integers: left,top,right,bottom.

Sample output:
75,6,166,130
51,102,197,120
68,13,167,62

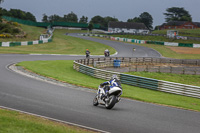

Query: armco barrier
81,34,200,48
73,58,200,99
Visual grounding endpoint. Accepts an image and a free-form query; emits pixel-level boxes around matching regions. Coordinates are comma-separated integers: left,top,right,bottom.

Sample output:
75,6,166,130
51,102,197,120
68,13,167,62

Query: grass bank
0,24,45,42
17,60,200,111
0,108,94,133
0,29,116,55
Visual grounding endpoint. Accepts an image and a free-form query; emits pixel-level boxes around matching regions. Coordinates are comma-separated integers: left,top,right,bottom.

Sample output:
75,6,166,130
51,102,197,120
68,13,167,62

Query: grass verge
17,60,200,112
0,29,116,55
0,108,94,133
0,24,45,42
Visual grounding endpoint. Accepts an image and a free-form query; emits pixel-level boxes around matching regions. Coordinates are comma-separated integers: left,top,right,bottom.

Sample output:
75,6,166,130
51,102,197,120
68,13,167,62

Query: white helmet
111,74,118,80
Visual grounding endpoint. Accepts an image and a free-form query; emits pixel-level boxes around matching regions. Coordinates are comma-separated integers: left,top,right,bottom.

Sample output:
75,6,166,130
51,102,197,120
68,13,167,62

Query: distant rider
85,49,90,58
104,49,110,57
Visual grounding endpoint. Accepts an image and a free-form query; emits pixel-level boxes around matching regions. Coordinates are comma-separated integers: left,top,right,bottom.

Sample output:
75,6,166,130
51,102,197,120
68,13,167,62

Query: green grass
0,24,45,42
152,29,200,37
111,34,200,44
17,60,200,112
0,29,116,55
0,108,94,133
137,43,200,59
125,71,200,87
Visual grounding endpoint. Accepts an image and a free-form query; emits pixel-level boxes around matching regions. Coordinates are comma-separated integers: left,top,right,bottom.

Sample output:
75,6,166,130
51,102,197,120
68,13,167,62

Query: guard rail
74,58,200,99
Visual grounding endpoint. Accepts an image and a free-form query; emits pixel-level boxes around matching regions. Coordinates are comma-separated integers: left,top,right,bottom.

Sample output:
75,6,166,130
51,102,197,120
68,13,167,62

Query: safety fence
90,58,200,75
74,57,200,99
80,34,200,48
0,39,52,47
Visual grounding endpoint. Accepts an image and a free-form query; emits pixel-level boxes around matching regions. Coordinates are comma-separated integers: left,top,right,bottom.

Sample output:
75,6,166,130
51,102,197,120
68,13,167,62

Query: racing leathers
100,78,122,97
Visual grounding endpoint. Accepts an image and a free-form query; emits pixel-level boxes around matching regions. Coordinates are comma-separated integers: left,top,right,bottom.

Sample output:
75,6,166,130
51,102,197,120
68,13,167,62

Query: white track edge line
0,105,110,133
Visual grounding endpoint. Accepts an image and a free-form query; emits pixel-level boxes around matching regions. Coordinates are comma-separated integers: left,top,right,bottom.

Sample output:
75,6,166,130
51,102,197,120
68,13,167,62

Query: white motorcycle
93,85,122,109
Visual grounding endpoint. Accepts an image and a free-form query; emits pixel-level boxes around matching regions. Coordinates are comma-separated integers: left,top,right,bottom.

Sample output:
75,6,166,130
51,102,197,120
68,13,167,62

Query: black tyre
93,95,99,106
105,95,116,109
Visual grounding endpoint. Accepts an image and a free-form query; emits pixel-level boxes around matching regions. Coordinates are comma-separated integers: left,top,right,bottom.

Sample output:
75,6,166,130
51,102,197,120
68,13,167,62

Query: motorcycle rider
100,75,122,101
85,49,90,58
104,49,110,57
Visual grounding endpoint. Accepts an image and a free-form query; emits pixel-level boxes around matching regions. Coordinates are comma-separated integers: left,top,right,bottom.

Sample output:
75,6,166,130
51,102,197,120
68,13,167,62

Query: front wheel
105,95,116,109
93,95,99,106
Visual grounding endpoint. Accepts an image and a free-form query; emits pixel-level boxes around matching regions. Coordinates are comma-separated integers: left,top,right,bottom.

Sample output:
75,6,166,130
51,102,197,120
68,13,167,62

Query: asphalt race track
0,35,200,133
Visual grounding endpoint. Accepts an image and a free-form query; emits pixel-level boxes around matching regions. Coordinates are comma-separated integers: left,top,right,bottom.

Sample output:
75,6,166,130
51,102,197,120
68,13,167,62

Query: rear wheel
105,95,116,109
93,95,99,106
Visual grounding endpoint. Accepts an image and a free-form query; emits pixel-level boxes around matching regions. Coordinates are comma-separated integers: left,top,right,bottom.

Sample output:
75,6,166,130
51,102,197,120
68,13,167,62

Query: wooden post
170,66,172,73
183,67,185,74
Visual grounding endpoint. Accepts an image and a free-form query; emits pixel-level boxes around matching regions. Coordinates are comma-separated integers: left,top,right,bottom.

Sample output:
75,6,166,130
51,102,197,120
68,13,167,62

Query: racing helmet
111,74,118,80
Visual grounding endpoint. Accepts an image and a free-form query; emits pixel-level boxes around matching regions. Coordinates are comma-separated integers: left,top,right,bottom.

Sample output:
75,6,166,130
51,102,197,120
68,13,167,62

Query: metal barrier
74,58,200,99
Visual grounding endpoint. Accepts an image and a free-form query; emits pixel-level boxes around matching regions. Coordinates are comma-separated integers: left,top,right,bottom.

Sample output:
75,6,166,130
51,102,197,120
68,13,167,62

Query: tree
127,12,153,30
42,14,48,22
164,7,192,22
104,16,118,27
26,12,36,22
127,17,141,23
63,11,78,23
48,14,62,22
0,0,2,22
88,23,94,31
90,15,105,27
2,9,37,22
139,12,153,30
79,16,88,23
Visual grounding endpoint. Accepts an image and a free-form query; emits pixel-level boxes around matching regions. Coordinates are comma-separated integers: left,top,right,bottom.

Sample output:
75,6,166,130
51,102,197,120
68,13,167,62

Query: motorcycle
104,51,110,57
86,53,90,58
93,85,122,109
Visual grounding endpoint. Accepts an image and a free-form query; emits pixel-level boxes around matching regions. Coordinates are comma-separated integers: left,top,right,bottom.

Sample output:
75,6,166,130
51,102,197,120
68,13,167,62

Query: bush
0,34,6,38
12,22,19,26
13,28,21,34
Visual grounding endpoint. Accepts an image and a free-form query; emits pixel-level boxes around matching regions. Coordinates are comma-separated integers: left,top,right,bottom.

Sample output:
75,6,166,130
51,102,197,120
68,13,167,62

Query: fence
90,57,200,75
74,57,200,99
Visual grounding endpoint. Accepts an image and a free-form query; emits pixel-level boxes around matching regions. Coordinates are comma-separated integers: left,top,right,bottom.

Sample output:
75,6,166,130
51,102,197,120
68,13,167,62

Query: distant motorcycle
86,53,90,58
104,51,110,57
93,85,122,109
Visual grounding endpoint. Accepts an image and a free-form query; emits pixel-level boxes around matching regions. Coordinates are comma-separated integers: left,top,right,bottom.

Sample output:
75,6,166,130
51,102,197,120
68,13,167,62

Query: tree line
41,7,193,30
0,0,194,30
1,8,36,22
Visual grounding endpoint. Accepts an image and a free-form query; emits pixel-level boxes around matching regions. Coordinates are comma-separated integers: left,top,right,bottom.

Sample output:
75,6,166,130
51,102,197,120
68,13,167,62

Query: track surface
0,35,200,133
